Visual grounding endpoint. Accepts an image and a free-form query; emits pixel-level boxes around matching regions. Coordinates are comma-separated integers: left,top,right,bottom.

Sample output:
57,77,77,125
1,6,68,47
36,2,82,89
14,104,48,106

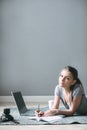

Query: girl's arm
56,96,82,116
43,95,82,116
35,95,82,117
52,95,60,109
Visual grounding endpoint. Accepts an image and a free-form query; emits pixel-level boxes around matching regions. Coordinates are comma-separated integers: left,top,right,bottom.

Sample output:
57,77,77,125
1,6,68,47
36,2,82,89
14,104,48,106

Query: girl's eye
59,74,71,80
66,77,70,80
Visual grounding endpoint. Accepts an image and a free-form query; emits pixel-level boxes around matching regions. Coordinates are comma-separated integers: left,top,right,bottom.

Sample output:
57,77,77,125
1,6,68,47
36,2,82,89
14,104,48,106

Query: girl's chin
59,83,65,87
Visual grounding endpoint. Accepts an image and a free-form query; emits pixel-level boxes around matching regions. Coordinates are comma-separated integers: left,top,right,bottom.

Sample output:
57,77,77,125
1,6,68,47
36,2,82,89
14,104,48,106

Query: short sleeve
54,85,62,97
72,84,84,99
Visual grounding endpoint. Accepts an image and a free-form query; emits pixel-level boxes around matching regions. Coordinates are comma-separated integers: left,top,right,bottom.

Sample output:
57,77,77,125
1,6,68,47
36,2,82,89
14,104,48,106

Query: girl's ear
72,80,76,85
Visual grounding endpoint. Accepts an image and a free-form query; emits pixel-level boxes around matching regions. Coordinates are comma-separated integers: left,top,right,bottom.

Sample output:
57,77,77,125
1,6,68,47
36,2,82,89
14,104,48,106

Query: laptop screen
11,91,27,114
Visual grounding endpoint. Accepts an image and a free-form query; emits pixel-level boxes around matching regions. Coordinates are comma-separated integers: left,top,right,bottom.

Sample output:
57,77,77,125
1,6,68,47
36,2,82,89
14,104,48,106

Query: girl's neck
64,88,71,94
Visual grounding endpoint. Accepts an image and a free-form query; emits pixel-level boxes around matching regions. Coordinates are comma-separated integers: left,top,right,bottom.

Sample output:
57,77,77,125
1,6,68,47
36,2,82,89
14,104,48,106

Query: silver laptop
11,91,36,116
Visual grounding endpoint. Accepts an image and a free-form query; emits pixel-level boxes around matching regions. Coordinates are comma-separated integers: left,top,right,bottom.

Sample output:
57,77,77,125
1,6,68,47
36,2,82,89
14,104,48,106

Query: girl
35,66,87,116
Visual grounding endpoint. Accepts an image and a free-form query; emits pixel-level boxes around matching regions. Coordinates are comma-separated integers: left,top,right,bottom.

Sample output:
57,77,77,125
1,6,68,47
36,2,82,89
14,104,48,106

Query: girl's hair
64,66,82,85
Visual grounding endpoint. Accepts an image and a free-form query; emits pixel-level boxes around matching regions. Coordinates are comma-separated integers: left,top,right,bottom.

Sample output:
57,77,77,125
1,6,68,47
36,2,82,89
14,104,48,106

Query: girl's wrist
55,109,59,115
50,109,59,115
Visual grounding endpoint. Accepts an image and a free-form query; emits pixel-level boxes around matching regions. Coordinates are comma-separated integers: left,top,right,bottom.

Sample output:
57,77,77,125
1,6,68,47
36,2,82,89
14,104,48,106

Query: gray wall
0,0,87,96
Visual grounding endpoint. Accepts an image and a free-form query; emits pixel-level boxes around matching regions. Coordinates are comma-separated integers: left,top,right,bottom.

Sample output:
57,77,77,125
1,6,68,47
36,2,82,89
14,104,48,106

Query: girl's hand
35,110,44,117
35,109,58,117
43,109,58,117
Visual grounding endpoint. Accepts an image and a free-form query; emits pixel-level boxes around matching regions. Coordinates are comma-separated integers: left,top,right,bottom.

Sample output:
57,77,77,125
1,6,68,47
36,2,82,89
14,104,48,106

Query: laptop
11,91,36,116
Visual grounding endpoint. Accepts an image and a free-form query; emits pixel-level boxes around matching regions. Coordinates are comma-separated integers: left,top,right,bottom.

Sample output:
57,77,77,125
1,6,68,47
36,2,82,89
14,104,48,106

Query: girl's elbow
68,109,76,116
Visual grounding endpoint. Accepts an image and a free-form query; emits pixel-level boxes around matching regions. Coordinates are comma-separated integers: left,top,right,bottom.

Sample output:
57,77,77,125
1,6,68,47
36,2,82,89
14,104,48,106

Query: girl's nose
61,77,65,81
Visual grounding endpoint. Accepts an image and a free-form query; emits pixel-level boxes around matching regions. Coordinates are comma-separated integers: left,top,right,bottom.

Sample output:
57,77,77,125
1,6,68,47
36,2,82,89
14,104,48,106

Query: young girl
35,66,87,116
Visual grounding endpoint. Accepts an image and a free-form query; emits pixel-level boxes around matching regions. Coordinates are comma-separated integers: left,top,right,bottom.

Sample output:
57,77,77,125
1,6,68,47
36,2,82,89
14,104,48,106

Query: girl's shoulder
55,85,64,93
55,85,64,97
72,83,85,97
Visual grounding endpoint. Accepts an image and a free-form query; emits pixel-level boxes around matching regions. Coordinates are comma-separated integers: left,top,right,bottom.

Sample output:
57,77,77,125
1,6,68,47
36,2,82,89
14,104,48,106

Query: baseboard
0,96,54,103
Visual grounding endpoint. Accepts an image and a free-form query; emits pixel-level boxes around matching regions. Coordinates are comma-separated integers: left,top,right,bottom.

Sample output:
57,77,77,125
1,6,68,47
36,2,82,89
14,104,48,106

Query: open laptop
11,91,36,116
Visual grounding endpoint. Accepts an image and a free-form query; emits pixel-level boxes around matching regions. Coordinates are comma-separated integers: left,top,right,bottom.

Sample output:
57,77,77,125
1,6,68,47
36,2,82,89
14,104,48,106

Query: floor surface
0,102,87,130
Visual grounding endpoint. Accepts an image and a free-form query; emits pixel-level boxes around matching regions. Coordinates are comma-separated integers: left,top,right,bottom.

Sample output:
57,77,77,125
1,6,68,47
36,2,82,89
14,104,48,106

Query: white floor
0,102,87,130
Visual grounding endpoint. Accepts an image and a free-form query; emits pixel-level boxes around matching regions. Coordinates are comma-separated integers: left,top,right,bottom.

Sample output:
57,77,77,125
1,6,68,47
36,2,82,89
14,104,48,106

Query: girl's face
58,69,76,89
